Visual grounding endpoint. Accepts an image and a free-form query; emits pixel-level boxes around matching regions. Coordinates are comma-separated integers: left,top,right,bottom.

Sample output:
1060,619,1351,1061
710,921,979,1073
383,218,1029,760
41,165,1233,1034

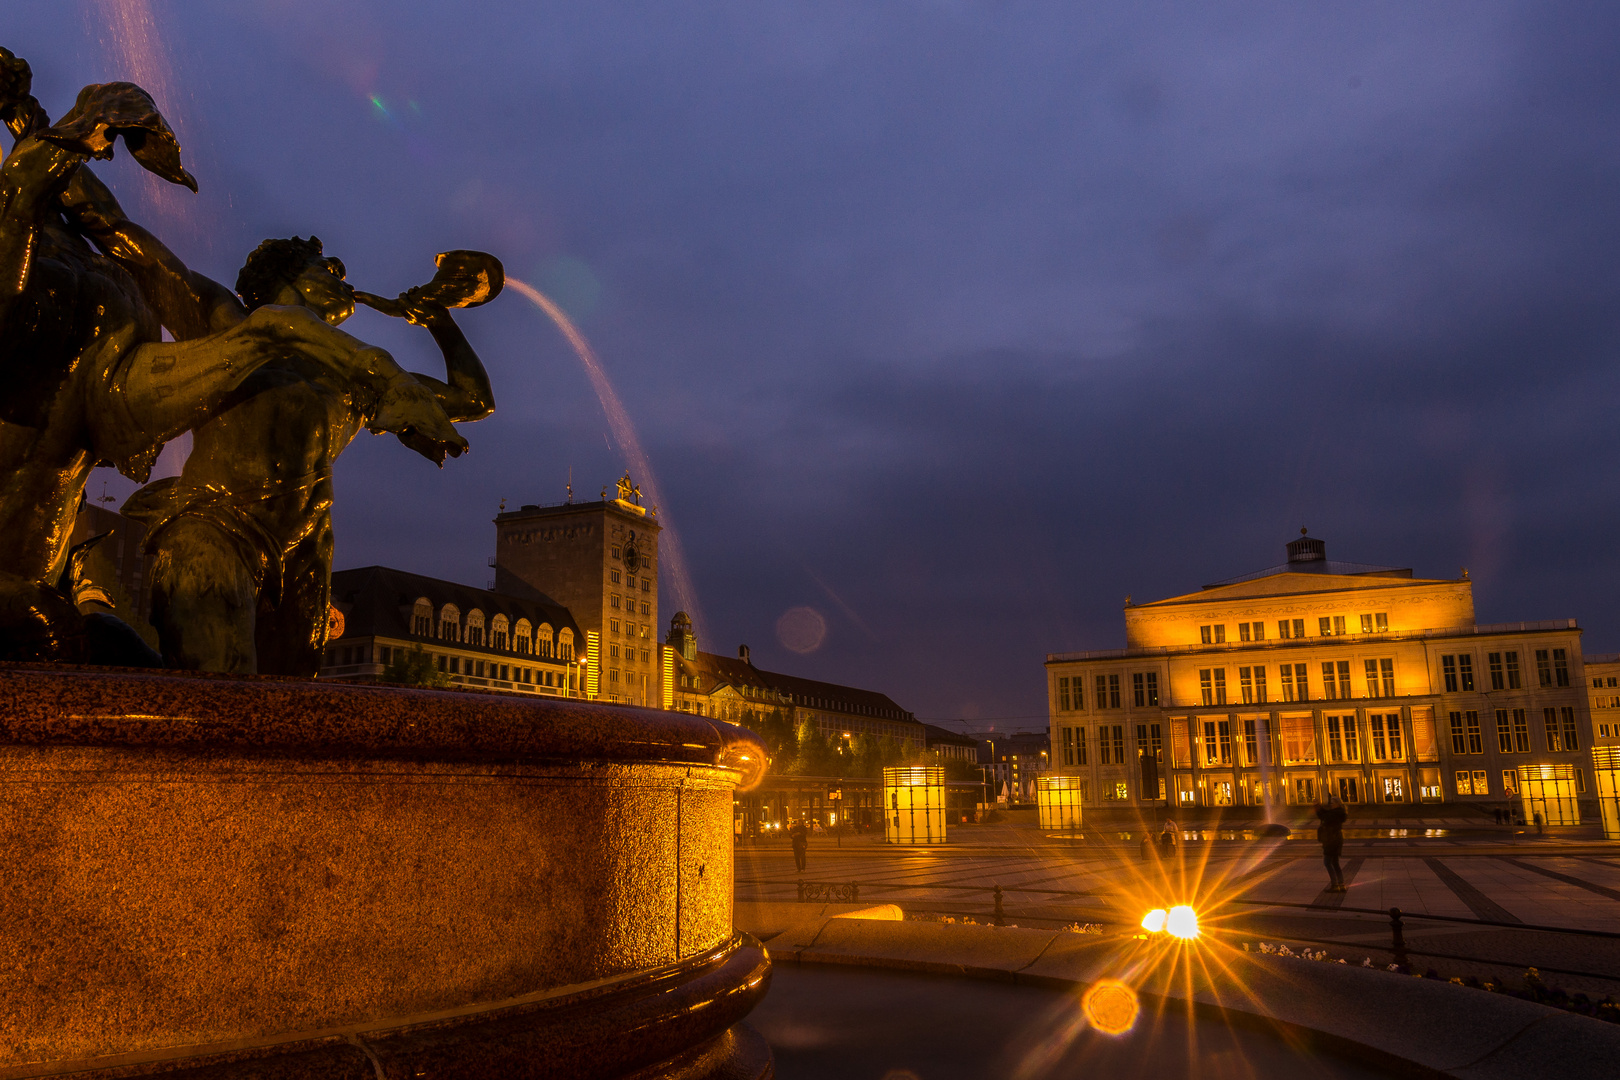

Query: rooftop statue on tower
0,47,500,671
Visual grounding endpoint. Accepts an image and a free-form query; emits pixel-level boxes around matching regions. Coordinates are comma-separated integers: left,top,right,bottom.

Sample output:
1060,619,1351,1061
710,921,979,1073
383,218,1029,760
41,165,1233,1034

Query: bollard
1140,835,1151,861
1388,907,1409,970
993,884,1006,926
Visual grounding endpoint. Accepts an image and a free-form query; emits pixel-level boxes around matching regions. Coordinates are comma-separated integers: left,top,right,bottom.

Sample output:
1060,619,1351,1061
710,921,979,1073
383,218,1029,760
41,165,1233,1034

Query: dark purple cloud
12,1,1620,731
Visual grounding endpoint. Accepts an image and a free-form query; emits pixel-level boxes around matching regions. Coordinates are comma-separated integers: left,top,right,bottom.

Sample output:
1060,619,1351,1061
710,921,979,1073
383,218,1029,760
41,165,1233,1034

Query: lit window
610,569,621,584
1239,622,1251,642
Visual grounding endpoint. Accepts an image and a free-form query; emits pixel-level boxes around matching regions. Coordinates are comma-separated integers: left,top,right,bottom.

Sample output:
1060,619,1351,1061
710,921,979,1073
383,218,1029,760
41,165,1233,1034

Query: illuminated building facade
1583,653,1620,744
493,474,660,705
321,565,582,694
663,614,924,749
1045,533,1596,811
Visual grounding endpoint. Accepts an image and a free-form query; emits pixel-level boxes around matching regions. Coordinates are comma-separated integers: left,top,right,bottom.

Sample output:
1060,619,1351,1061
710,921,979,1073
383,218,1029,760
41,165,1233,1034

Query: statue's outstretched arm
397,300,496,423
57,165,246,339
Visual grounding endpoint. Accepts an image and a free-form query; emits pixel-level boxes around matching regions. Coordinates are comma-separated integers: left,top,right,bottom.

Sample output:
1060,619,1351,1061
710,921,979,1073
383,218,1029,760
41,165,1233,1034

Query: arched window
536,623,555,658
412,598,433,636
514,618,533,655
438,604,461,642
491,614,509,651
557,628,574,661
465,609,485,647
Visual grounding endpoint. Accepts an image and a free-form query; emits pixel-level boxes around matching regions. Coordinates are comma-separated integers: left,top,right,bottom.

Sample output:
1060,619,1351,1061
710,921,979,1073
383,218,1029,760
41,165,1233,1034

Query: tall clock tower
493,473,661,706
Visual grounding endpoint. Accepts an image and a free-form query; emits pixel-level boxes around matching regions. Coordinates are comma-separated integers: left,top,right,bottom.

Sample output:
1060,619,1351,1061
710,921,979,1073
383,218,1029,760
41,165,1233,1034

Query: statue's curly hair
234,236,345,309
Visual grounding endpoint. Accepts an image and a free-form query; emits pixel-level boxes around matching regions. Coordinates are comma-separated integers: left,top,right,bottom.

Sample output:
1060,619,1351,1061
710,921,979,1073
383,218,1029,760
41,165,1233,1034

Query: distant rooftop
1204,530,1411,588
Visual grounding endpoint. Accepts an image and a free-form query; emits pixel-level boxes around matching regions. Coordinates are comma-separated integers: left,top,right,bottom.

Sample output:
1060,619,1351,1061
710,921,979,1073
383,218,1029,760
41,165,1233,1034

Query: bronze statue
124,242,498,675
0,48,500,672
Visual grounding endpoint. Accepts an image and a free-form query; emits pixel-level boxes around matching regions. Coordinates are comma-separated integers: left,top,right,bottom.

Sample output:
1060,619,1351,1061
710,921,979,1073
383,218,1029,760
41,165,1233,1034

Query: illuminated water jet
506,277,702,631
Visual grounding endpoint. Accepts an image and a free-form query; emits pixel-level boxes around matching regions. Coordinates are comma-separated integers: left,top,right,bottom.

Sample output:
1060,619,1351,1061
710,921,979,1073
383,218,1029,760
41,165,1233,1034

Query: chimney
1287,528,1325,566
738,644,751,665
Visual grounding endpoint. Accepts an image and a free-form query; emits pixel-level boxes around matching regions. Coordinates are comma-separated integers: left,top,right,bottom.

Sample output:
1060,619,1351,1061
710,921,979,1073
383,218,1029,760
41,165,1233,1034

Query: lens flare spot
776,606,828,654
1167,905,1199,940
1082,980,1139,1035
1141,908,1167,933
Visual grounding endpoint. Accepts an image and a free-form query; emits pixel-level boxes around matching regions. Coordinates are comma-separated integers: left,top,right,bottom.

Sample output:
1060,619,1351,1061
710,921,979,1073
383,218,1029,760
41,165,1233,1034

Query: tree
381,645,449,688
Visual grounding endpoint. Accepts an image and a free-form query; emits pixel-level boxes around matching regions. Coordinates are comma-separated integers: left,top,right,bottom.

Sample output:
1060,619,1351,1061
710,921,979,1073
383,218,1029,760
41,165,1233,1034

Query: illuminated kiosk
1594,747,1620,840
884,765,947,844
1518,762,1580,826
1037,775,1084,830
0,666,771,1079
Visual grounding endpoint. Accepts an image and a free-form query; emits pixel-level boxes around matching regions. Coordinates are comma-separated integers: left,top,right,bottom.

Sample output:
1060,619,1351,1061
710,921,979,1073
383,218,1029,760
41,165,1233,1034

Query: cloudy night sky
11,2,1620,733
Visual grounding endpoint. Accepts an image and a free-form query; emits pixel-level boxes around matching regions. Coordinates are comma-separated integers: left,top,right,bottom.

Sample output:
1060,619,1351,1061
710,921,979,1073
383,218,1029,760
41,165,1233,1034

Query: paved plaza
737,819,1620,995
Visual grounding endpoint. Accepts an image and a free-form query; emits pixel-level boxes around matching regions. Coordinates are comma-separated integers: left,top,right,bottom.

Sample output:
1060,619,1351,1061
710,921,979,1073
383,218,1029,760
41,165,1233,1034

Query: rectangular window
1554,648,1569,687
1134,673,1145,707
1251,621,1265,641
1512,708,1529,752
1280,665,1295,702
1544,707,1561,752
1239,622,1251,642
1346,716,1361,761
1388,713,1403,759
1536,650,1552,687
1562,706,1578,752
1327,716,1345,762
1319,616,1332,637
1322,662,1338,700
1471,769,1489,796
1506,651,1522,689
1062,726,1074,766
1459,654,1475,692
1489,653,1505,691
1295,663,1309,701
1200,625,1212,644
1108,674,1121,709
1059,677,1071,712
1281,714,1317,764
1466,711,1482,755
1449,711,1467,755
1217,720,1231,764
1239,667,1254,704
1111,725,1125,764
1380,658,1395,697
1096,675,1107,711
1075,726,1088,766
1322,660,1350,700
609,569,621,584
1370,714,1387,760
1376,613,1388,632
1334,615,1347,635
1278,620,1291,639
1442,655,1458,693
1070,678,1083,711
1496,709,1512,754
1145,672,1159,707
1503,770,1519,796
1365,659,1382,698
1242,719,1258,765
1200,669,1213,706
1455,770,1472,795
1253,666,1267,703
1361,613,1374,634
1213,668,1227,705
1201,721,1217,765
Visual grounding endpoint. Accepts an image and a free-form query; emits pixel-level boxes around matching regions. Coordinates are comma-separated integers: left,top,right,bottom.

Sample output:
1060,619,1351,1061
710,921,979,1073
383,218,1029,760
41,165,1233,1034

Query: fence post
994,884,1005,926
1388,907,1408,970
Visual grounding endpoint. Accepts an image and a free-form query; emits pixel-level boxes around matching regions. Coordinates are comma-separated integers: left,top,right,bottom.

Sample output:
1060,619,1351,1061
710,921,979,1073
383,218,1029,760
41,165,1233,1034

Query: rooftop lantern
1592,747,1620,840
883,765,946,845
1036,775,1084,832
1517,763,1580,827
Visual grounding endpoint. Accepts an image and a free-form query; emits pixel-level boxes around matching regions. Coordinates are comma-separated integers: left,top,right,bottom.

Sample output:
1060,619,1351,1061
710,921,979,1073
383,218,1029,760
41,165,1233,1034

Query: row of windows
1441,649,1567,692
1058,723,1157,766
326,642,579,682
609,618,650,638
1593,675,1618,688
609,642,651,664
609,544,655,570
409,599,575,658
607,569,653,591
1456,768,1586,797
1055,712,1410,770
1199,613,1389,645
1448,707,1578,755
610,594,652,616
1196,659,1396,705
1056,673,1158,711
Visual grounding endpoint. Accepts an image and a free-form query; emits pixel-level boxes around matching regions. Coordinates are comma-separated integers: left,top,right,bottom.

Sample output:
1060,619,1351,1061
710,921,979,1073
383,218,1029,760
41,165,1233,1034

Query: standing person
1159,819,1178,855
1315,793,1348,892
790,821,808,873
1533,810,1544,835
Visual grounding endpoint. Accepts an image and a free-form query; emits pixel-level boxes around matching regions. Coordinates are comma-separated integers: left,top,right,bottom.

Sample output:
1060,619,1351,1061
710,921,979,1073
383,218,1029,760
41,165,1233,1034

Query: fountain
0,49,772,1078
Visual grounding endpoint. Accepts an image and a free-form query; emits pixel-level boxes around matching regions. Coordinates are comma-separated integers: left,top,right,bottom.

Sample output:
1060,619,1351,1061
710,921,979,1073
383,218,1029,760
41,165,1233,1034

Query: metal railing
754,877,1620,982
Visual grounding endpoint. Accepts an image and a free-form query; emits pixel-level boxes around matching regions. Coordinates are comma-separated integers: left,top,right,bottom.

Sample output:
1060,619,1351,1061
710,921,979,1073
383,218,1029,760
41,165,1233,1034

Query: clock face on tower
623,533,641,574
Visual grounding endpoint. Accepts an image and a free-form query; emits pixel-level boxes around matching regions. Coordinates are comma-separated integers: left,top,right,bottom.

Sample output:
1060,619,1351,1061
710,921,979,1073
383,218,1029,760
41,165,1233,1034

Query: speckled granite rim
1,934,772,1080
0,664,766,785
